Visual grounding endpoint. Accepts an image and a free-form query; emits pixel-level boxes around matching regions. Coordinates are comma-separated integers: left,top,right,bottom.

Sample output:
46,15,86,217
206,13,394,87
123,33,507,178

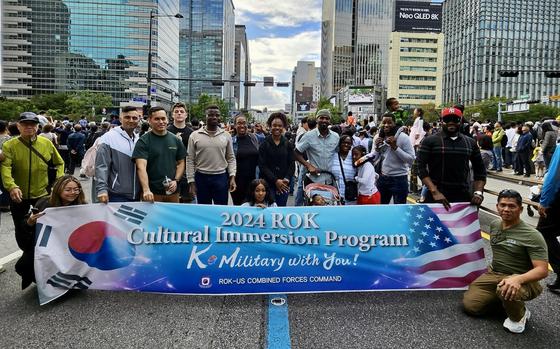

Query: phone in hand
31,207,40,214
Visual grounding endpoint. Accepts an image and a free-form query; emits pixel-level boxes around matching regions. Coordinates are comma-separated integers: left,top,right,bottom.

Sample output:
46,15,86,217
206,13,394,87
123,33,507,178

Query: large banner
394,1,442,33
35,203,486,305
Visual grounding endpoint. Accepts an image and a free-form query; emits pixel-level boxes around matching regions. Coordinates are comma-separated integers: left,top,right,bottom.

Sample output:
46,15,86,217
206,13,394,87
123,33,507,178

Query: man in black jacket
417,107,487,210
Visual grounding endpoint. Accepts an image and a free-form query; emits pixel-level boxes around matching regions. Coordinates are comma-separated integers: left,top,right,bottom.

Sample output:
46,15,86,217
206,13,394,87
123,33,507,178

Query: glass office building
0,0,180,107
178,0,235,104
321,0,394,97
443,0,560,105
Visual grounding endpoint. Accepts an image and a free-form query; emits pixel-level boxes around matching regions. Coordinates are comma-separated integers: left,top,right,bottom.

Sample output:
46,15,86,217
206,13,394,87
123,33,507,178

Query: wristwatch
473,191,484,197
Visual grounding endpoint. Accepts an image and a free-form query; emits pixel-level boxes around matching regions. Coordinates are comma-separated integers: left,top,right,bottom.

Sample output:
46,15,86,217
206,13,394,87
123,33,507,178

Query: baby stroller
303,170,343,206
526,184,541,217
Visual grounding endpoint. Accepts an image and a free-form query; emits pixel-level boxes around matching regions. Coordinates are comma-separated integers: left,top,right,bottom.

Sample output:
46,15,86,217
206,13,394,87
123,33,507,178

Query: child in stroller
303,170,343,206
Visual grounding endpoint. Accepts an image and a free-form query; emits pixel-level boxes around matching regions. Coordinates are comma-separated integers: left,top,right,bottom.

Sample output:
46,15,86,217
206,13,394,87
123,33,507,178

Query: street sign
519,94,530,100
550,95,560,101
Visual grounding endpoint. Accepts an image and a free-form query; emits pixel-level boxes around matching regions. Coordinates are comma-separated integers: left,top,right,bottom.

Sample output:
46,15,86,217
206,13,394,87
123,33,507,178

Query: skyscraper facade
0,0,180,107
443,0,560,105
178,0,235,104
321,0,394,98
234,25,251,110
291,61,320,120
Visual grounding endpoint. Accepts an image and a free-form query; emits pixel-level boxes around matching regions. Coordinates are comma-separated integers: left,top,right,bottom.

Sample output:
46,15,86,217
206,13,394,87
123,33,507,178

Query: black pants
68,152,82,175
231,175,255,206
537,200,560,274
516,150,531,175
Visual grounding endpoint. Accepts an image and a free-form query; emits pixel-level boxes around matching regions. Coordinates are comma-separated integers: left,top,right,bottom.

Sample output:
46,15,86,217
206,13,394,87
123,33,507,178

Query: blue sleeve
540,147,560,207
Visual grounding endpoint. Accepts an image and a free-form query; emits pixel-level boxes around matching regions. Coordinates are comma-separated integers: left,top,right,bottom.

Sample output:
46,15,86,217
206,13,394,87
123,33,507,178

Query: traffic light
544,71,560,78
498,70,520,77
243,81,256,87
276,82,290,87
526,99,541,104
211,80,225,86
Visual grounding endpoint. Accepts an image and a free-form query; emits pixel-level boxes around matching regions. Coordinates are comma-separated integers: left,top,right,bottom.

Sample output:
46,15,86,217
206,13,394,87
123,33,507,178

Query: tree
188,94,230,123
317,97,342,124
0,98,35,120
65,91,113,119
418,103,440,123
30,93,69,114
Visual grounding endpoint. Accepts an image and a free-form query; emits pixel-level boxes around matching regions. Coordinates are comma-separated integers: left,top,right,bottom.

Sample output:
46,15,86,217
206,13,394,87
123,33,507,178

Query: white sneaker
503,308,531,333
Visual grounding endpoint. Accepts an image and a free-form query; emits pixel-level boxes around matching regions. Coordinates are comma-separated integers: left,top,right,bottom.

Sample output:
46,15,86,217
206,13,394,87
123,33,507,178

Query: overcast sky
234,0,322,110
233,0,444,110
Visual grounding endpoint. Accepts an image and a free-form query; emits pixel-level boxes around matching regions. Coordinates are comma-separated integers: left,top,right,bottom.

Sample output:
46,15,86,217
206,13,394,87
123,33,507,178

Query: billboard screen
349,88,375,104
394,1,442,33
297,102,311,112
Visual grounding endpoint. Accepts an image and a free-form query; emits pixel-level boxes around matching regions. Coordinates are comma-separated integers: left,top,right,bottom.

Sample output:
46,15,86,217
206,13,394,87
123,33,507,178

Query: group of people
1,97,559,335
472,119,558,179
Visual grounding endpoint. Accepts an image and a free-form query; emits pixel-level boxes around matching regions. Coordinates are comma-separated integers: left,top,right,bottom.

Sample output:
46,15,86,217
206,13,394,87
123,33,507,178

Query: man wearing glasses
417,107,487,210
463,189,548,333
186,105,236,205
95,106,141,203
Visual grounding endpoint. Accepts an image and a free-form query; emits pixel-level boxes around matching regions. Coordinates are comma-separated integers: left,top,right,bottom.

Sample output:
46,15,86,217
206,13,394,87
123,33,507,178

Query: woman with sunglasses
15,175,87,289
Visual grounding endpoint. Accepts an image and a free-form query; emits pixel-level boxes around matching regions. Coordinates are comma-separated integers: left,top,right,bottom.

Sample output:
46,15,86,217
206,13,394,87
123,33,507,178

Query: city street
1,174,558,349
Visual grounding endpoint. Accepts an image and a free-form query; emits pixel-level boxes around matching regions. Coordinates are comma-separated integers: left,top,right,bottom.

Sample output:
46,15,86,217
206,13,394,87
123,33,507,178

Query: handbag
338,154,357,202
18,138,58,193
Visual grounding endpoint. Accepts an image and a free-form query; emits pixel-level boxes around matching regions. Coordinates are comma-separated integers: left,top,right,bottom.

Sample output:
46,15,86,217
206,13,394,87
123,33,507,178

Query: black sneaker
547,278,560,292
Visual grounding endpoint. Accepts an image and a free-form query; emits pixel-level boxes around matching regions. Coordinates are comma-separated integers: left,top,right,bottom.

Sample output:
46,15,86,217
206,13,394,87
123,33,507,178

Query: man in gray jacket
95,106,140,202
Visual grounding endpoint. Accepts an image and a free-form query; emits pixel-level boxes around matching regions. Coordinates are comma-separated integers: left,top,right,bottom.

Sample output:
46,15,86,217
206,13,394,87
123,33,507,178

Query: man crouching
463,189,548,333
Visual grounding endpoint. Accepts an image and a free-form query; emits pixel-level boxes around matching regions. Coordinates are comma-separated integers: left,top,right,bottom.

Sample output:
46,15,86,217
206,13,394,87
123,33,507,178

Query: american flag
393,203,487,289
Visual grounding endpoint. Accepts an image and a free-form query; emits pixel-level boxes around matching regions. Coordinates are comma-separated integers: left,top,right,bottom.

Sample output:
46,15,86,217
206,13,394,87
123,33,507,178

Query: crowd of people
0,97,559,334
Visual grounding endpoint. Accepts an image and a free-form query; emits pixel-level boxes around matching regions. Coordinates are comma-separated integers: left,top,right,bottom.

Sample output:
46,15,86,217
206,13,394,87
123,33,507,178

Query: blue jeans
109,193,135,203
377,175,409,204
492,146,503,170
195,172,229,205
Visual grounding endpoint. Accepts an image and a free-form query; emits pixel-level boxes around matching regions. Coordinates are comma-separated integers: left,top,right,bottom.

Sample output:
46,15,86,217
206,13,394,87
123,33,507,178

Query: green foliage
0,98,35,120
65,91,113,118
30,93,69,113
417,103,440,123
317,97,342,124
188,94,230,122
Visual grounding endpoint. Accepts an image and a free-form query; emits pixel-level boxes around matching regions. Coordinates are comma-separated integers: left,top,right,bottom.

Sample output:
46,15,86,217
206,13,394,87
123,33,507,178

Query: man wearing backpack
95,106,140,203
491,121,505,172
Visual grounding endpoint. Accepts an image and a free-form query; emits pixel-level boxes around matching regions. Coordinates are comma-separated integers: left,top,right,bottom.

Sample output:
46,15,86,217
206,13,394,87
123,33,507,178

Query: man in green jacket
491,121,505,171
1,112,64,252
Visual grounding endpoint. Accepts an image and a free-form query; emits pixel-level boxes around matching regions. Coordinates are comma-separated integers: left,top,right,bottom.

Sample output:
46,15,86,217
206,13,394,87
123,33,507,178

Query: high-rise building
321,0,395,98
443,0,560,105
291,61,320,121
178,0,235,105
234,25,251,110
387,2,444,109
0,0,180,108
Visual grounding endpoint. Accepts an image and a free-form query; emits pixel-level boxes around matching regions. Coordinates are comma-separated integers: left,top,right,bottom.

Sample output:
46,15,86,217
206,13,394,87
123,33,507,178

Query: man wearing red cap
416,107,487,209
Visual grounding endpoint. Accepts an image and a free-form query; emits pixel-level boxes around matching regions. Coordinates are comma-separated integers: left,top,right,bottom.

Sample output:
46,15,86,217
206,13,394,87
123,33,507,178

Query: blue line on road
266,294,291,349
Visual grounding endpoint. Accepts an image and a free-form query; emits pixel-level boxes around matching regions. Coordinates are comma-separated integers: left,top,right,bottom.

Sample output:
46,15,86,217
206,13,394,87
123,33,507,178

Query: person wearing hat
416,107,487,209
0,112,64,265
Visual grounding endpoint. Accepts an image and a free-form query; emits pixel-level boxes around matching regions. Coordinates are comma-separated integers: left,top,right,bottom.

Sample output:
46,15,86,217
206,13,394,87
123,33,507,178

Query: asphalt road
1,174,558,349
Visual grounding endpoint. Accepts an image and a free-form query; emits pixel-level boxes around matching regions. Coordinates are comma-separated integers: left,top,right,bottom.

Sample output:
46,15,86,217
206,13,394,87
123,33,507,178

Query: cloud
234,0,322,28
246,30,320,110
250,87,290,111
249,31,320,80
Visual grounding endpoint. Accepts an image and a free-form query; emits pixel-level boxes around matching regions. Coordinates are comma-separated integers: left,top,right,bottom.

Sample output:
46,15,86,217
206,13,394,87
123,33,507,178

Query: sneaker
503,308,531,333
547,277,560,292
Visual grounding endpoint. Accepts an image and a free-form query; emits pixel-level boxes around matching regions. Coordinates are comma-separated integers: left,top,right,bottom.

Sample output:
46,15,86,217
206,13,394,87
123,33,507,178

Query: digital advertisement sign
394,1,442,33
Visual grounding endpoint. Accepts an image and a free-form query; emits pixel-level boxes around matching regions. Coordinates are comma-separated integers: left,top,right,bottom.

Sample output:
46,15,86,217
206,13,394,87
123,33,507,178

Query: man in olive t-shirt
463,190,548,334
132,106,186,203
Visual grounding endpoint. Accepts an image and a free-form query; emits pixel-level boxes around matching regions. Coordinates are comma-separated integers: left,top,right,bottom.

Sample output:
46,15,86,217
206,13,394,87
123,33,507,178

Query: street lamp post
146,9,183,107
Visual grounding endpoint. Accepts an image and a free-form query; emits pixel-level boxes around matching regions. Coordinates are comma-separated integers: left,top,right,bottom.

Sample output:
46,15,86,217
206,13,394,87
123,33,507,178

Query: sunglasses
442,116,462,124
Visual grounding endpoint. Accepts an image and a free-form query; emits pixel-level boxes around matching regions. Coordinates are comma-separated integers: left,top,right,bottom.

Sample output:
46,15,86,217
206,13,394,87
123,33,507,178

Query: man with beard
375,112,415,204
417,107,487,210
294,109,339,187
186,105,236,205
132,106,186,203
95,106,140,203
